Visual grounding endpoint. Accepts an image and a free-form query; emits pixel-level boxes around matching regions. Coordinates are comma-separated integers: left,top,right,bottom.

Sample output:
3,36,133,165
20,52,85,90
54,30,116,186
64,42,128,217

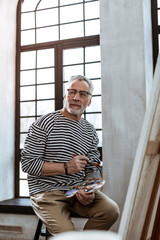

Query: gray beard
66,106,84,116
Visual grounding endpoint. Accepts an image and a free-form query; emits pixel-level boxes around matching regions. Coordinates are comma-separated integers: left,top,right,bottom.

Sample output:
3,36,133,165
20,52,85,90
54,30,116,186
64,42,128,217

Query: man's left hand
76,190,95,205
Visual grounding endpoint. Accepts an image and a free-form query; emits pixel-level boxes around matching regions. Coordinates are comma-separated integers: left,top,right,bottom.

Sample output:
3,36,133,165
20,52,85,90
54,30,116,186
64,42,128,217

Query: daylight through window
16,0,101,197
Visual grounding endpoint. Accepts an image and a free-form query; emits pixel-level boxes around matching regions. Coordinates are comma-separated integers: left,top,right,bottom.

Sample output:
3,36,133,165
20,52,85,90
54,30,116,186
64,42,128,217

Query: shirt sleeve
21,122,46,176
85,129,102,180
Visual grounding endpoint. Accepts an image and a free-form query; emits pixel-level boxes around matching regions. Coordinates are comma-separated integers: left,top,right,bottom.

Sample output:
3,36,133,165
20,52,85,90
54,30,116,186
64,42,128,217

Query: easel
119,55,160,240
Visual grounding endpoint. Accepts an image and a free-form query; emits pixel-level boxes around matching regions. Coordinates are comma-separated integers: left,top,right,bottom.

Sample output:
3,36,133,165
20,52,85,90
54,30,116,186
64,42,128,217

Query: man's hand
76,190,95,205
67,155,89,174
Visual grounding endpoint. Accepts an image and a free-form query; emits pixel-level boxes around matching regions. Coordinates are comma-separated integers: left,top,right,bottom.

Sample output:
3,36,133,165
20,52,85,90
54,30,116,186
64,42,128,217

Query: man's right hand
67,155,89,174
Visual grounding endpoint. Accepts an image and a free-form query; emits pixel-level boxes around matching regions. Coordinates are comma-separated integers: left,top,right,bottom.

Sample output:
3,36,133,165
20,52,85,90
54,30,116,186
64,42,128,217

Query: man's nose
73,92,80,100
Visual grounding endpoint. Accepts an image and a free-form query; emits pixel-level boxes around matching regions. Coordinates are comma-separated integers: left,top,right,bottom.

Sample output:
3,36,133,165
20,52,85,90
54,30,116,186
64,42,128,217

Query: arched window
15,0,102,197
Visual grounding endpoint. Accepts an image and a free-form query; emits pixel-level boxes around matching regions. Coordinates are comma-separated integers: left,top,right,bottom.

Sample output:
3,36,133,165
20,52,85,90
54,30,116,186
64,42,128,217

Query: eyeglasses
67,89,91,98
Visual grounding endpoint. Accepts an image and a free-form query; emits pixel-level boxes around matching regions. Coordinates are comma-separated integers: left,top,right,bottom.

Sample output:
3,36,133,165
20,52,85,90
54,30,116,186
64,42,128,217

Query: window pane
21,86,35,101
87,96,102,112
37,48,55,68
158,35,160,52
20,180,29,197
37,68,55,84
85,62,101,78
21,70,35,86
37,100,55,115
85,46,101,62
60,0,83,5
37,84,55,99
86,113,102,129
63,65,84,82
37,26,59,43
21,12,35,30
21,51,36,70
158,0,160,8
20,163,27,179
20,133,27,149
60,22,84,39
85,19,100,36
60,4,83,23
36,8,58,27
37,0,58,9
85,1,100,19
21,0,39,12
21,102,35,116
21,29,35,46
20,117,35,132
63,82,68,95
92,79,101,95
158,10,160,25
97,130,102,147
85,62,101,79
63,48,83,65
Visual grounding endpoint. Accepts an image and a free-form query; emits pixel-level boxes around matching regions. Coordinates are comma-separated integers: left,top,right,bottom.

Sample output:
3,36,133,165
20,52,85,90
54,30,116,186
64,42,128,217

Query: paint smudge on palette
65,178,105,198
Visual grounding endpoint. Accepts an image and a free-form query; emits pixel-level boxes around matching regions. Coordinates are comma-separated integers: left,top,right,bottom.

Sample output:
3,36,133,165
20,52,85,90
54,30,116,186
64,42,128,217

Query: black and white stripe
21,110,101,195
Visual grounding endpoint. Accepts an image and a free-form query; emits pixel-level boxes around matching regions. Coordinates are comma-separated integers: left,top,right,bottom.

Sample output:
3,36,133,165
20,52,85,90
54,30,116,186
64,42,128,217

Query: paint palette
65,178,105,198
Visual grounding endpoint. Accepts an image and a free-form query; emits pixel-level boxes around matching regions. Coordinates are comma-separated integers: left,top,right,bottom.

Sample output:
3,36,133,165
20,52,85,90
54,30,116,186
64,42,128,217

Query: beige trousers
31,190,119,235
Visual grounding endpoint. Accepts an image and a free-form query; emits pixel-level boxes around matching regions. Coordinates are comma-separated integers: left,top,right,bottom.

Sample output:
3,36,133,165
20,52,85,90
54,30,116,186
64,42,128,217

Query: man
21,75,119,235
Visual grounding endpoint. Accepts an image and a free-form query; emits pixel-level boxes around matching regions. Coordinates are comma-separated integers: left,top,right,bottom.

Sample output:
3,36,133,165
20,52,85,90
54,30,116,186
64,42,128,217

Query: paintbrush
90,162,103,167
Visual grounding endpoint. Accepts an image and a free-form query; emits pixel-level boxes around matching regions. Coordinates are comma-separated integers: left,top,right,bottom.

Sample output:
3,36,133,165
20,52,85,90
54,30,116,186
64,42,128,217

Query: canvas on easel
118,55,160,240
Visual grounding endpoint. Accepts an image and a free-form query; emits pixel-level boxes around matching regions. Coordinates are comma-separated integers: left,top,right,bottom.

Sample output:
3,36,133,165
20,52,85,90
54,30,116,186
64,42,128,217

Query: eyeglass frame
67,89,92,98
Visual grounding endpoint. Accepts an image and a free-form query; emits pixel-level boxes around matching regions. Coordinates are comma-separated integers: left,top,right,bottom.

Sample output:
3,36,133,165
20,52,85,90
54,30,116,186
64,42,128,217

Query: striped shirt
21,110,101,195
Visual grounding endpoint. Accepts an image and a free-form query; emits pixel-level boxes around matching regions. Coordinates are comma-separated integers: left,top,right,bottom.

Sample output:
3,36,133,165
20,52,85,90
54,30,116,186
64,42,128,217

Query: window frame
152,0,159,69
15,0,100,197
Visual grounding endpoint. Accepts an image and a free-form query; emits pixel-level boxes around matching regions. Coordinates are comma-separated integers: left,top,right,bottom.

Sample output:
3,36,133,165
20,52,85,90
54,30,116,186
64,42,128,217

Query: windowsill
0,197,35,215
0,197,83,218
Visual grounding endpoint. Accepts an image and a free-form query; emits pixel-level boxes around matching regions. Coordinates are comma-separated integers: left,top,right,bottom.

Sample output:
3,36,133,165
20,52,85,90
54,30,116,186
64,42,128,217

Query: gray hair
67,75,94,94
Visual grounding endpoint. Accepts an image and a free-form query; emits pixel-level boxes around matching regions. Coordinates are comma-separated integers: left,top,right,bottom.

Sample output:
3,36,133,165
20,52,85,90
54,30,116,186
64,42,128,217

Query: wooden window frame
151,0,159,69
15,0,100,197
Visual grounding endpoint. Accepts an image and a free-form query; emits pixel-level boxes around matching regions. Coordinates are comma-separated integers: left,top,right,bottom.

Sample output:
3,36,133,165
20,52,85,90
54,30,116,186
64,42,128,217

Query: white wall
0,0,18,200
0,3,39,240
100,0,153,231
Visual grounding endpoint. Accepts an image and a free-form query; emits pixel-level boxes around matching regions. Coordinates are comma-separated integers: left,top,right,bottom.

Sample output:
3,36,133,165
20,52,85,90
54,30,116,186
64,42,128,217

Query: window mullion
152,0,159,70
55,44,63,110
15,0,22,198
